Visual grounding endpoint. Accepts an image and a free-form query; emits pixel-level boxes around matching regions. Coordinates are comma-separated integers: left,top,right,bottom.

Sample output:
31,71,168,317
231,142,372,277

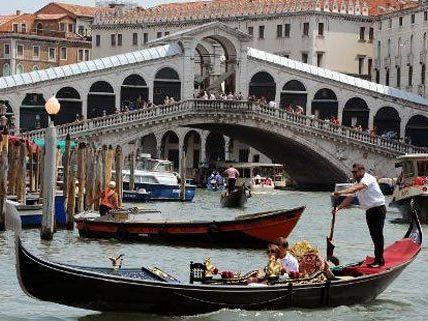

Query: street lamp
40,95,60,240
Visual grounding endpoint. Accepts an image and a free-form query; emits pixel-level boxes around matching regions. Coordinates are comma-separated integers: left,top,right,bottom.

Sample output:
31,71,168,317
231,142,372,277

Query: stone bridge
24,99,426,189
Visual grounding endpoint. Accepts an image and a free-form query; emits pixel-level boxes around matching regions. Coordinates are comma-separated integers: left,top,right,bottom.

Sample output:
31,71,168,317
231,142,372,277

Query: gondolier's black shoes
368,259,385,268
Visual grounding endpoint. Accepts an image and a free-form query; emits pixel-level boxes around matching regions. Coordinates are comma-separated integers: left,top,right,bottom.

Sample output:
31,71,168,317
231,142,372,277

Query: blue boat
122,190,151,203
122,157,196,202
6,195,67,228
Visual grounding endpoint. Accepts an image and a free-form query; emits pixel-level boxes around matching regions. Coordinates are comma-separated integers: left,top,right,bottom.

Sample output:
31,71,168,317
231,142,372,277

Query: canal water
0,190,427,321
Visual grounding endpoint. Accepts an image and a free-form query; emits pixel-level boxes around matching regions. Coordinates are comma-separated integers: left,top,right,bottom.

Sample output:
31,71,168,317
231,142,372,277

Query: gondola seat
341,238,420,276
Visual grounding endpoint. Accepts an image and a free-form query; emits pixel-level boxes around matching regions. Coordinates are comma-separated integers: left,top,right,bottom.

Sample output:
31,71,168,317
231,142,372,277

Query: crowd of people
194,90,244,101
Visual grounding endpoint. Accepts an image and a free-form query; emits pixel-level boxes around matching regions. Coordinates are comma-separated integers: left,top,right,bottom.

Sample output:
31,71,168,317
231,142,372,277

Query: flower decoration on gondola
265,255,282,280
204,257,218,278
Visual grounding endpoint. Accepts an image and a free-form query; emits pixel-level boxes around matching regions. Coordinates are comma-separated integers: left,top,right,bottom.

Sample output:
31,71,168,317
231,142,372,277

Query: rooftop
94,0,420,25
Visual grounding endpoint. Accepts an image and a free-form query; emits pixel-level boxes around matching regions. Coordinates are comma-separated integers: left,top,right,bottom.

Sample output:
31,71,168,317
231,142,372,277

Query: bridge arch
20,93,47,131
374,107,401,137
161,130,180,170
183,130,202,174
205,132,225,166
405,115,428,147
311,88,338,120
153,67,181,105
87,81,115,119
194,43,213,91
342,97,369,129
120,74,149,110
140,133,157,158
56,87,82,125
280,80,307,112
248,71,276,102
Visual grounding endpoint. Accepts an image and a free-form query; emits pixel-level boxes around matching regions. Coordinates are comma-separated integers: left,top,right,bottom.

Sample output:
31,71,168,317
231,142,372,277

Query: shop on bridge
56,87,82,125
153,67,181,105
121,74,149,110
342,97,369,129
311,88,338,120
248,72,276,102
406,115,428,147
280,80,307,112
20,93,47,131
373,107,401,138
87,81,116,119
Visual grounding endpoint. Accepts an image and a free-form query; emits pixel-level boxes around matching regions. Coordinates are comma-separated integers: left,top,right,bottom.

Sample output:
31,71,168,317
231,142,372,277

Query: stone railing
23,99,428,155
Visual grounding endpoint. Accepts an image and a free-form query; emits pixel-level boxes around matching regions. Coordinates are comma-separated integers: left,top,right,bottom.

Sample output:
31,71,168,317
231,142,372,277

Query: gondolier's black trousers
227,178,236,192
365,205,386,262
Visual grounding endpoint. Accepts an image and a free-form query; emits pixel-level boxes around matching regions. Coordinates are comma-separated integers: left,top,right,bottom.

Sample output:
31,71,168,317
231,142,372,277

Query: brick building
0,3,111,76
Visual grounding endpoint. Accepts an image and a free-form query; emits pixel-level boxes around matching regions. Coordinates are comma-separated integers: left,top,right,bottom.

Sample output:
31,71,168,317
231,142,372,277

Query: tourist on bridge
224,165,240,193
332,163,386,268
99,181,119,216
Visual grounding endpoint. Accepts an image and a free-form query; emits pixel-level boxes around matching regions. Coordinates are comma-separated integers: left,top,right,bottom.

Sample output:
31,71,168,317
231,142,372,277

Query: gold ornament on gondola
204,257,218,278
265,255,282,279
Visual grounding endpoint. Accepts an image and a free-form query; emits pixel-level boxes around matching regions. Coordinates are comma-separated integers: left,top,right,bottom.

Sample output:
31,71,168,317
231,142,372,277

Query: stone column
199,131,207,165
10,39,16,75
236,47,249,97
181,37,196,100
224,135,231,161
81,98,88,119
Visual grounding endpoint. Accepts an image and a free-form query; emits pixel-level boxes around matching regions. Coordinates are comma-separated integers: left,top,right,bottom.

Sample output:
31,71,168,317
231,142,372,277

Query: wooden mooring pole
0,135,8,231
115,145,123,207
180,148,186,202
16,141,26,204
77,142,86,213
66,152,77,230
129,152,135,191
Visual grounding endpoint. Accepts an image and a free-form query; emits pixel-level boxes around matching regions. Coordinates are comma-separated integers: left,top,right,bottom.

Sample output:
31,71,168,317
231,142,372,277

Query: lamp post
40,96,60,240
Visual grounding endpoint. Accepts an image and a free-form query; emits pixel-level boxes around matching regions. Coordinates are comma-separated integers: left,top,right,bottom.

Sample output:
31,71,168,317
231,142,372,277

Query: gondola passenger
99,181,119,216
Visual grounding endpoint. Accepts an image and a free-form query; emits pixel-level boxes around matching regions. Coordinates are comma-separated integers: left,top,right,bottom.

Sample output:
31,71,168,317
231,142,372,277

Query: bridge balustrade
22,99,427,155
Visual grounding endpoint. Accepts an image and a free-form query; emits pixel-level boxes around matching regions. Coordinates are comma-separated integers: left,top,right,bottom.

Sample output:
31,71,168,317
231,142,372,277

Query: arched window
16,64,24,74
2,63,10,76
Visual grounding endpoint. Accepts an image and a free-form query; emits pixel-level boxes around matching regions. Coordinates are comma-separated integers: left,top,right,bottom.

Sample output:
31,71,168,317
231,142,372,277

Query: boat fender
208,223,219,233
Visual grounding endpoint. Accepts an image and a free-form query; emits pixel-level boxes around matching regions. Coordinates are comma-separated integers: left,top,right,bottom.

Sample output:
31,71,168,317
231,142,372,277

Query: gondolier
99,181,119,216
332,163,386,268
224,165,240,193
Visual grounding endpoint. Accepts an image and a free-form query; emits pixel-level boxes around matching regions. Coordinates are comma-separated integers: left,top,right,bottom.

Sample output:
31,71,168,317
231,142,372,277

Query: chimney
16,10,21,15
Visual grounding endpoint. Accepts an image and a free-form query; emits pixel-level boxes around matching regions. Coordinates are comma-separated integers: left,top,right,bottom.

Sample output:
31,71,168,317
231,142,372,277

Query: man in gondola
224,165,240,194
332,163,386,268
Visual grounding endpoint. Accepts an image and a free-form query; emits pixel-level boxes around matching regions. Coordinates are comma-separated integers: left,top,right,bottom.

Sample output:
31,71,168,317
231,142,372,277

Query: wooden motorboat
16,206,422,315
220,185,248,208
122,190,151,203
75,207,305,247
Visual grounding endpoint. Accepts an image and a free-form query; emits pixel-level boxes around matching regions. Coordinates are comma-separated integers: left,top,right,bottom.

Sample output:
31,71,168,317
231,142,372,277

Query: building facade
374,3,428,98
91,0,378,78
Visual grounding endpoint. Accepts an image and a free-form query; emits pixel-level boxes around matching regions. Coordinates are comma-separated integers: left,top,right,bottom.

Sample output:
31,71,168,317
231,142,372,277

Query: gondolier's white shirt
356,173,385,210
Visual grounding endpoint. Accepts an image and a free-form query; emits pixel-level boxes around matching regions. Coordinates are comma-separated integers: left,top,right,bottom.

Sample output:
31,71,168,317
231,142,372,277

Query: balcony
418,84,426,95
420,50,427,64
407,52,414,66
384,56,391,67
395,55,402,66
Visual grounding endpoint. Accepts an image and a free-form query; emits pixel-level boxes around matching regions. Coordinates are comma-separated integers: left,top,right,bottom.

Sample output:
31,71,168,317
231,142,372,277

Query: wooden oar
326,210,336,258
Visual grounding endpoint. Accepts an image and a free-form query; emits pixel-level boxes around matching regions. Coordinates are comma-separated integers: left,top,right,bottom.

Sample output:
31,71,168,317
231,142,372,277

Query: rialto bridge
2,22,428,188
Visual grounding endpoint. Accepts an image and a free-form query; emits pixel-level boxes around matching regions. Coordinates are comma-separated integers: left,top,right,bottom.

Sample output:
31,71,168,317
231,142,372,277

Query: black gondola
16,207,422,316
221,185,248,207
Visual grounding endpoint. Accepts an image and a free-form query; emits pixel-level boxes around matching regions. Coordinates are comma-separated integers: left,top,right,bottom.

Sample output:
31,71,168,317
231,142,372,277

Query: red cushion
342,238,420,276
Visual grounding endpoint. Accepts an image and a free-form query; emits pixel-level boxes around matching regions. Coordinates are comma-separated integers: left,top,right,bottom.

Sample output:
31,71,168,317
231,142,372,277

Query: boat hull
122,190,151,203
220,188,247,208
391,196,428,224
16,239,413,315
124,182,196,201
75,207,304,247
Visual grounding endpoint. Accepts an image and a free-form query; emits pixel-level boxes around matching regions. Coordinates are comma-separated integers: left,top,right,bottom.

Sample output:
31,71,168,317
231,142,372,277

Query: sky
0,0,197,14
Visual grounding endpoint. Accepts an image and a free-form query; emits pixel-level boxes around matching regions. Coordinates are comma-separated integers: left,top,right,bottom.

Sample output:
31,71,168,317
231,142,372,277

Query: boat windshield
136,158,174,172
